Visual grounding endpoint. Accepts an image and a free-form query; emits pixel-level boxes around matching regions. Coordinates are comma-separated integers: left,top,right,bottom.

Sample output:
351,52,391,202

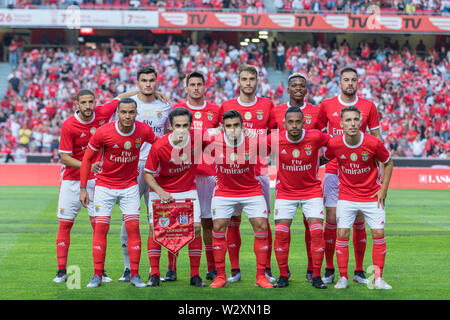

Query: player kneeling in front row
324,106,394,290
80,98,157,288
144,107,207,287
267,106,330,289
209,110,273,288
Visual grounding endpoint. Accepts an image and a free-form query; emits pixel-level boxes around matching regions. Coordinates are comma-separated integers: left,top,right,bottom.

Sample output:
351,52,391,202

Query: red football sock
227,217,241,270
188,236,202,278
303,215,313,271
56,218,74,270
89,216,96,231
274,223,290,278
147,235,161,276
167,251,178,272
266,222,273,269
204,242,215,272
324,220,337,270
335,237,349,279
309,222,325,278
353,221,367,271
254,231,269,277
212,230,227,278
124,215,141,279
92,216,110,278
372,236,387,280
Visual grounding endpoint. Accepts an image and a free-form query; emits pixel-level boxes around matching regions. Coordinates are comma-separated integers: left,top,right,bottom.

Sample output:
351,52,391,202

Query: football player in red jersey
53,89,137,284
324,106,393,290
269,73,322,282
317,67,383,285
219,64,276,283
172,72,221,281
80,98,157,288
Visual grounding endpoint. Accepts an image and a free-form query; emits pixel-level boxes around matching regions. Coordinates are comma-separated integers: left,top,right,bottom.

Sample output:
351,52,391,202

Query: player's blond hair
238,64,258,78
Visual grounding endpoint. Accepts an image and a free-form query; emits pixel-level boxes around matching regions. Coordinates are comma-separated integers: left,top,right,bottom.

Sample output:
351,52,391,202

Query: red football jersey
207,132,262,198
317,95,380,174
324,133,391,202
58,99,119,181
174,101,220,176
269,102,320,131
144,130,203,193
88,120,156,189
268,129,330,200
220,96,274,175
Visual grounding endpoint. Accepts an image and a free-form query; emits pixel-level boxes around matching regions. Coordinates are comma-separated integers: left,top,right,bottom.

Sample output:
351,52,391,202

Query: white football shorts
147,189,201,224
232,174,271,217
274,197,324,221
336,200,386,230
93,184,141,217
323,173,339,208
212,195,268,220
57,179,96,219
195,174,215,219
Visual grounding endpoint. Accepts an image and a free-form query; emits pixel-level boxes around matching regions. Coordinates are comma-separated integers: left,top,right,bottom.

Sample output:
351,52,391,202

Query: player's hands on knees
158,190,174,203
91,161,102,173
80,188,89,208
372,188,388,209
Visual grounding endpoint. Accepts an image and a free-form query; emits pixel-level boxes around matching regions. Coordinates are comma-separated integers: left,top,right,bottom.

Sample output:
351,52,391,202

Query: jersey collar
343,132,364,148
338,95,359,107
237,96,258,107
74,110,95,125
285,129,305,144
115,121,136,136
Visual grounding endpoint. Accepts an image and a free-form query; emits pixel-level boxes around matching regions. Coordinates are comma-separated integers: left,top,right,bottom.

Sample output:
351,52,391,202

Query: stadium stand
0,36,448,160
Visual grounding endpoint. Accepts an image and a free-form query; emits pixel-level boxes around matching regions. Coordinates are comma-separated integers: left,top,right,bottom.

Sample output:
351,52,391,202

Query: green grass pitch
0,186,449,300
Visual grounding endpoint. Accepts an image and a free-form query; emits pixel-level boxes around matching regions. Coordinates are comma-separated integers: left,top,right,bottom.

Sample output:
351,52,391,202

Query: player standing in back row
268,73,321,283
324,106,394,290
173,72,221,281
219,64,276,283
119,66,173,282
316,67,382,285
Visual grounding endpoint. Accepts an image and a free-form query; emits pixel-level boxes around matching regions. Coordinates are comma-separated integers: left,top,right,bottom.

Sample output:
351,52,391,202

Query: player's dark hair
288,73,307,85
169,107,192,126
137,65,157,80
285,106,304,120
76,89,95,102
186,71,205,86
340,105,360,118
222,110,243,124
339,67,358,79
117,98,137,110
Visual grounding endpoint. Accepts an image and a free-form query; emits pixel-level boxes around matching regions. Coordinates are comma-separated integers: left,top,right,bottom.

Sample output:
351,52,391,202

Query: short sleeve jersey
324,133,391,202
88,120,156,189
317,95,380,174
58,99,119,181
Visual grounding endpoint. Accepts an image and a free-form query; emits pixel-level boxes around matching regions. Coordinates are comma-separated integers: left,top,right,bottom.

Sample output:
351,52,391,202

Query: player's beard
79,108,93,119
342,87,356,98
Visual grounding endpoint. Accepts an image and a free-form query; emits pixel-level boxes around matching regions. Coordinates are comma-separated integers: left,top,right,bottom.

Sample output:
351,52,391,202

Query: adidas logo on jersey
113,144,119,149
281,149,287,154
333,112,339,117
57,242,67,247
340,154,346,159
80,133,87,138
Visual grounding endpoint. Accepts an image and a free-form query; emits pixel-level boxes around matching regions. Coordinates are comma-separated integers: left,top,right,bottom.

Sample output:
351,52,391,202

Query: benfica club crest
135,138,143,149
244,152,250,161
99,120,106,126
305,144,312,156
158,216,170,228
361,152,369,161
156,110,163,119
207,112,214,121
305,115,312,125
256,111,264,120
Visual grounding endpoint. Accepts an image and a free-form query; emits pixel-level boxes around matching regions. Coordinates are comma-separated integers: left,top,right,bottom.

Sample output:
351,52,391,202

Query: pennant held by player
152,199,195,254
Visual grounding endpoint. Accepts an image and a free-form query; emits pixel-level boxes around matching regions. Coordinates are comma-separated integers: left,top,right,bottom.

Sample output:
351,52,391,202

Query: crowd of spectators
274,0,450,14
1,35,449,161
6,0,264,12
6,0,450,14
280,37,449,159
0,36,273,161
